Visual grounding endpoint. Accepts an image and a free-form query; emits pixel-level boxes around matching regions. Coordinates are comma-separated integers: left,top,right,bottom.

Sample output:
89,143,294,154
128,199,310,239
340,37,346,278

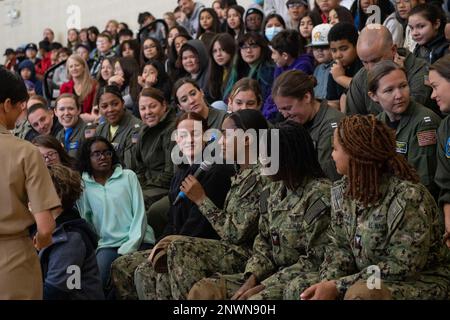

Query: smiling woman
54,93,87,158
132,88,177,237
94,85,142,169
272,70,344,181
60,54,98,116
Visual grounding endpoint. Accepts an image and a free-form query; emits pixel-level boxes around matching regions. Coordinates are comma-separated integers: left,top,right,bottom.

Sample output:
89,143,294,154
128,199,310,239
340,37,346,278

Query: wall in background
0,0,252,56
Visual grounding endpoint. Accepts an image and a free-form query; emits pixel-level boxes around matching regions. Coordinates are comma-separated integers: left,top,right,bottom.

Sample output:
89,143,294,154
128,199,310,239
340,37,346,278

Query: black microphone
172,160,213,206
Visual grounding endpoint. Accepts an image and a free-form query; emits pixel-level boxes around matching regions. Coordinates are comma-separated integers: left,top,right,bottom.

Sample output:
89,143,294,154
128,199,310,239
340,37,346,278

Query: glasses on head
90,150,113,160
43,151,58,161
240,43,259,51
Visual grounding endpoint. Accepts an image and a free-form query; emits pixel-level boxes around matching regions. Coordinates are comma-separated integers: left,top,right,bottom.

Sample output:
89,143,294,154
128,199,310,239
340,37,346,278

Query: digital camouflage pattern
134,260,171,300
110,250,149,300
166,165,267,299
189,177,332,300
285,176,450,300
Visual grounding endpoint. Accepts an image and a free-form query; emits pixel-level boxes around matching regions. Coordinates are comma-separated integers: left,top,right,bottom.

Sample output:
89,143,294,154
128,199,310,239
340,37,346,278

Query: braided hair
337,115,419,206
270,120,325,190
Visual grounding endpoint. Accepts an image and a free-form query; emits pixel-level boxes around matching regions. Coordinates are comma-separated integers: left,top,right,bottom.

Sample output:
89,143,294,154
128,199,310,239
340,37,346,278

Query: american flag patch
417,130,437,147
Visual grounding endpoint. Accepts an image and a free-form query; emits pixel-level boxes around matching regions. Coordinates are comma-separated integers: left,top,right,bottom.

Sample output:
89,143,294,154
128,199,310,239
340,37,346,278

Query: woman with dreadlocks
285,115,450,300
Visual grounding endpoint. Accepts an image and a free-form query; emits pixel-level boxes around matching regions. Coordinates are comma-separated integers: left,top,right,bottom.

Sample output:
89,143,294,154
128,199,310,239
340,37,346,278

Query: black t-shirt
326,58,363,101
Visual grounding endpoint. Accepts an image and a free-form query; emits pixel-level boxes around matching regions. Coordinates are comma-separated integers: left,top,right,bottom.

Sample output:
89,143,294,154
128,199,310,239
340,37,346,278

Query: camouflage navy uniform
110,250,150,300
284,176,450,300
189,177,332,300
166,165,267,299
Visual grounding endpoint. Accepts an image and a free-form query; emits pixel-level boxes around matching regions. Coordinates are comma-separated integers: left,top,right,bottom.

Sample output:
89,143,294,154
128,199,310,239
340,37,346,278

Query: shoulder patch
446,137,450,159
417,130,437,147
305,198,328,225
423,116,432,123
396,141,408,154
260,188,270,214
387,199,405,231
330,122,338,129
331,184,344,212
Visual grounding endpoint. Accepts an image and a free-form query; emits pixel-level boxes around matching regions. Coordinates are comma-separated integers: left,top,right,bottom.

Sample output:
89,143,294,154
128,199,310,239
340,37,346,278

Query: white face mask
265,26,283,41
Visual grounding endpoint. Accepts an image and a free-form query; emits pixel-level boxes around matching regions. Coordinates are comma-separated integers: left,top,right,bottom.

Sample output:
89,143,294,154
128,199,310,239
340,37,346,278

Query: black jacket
38,208,104,300
413,34,449,65
160,163,235,242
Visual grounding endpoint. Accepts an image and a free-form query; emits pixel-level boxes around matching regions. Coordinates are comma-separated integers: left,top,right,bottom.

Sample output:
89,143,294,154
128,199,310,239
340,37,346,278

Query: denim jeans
96,247,120,289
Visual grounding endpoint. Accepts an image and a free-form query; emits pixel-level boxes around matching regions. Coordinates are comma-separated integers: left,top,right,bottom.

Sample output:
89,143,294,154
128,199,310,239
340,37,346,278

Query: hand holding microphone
174,161,212,206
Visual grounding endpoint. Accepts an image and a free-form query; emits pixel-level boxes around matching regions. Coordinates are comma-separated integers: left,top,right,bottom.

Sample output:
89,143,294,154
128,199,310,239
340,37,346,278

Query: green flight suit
55,118,87,158
435,115,450,207
377,101,441,197
96,110,142,169
346,49,433,116
134,107,177,237
306,100,344,182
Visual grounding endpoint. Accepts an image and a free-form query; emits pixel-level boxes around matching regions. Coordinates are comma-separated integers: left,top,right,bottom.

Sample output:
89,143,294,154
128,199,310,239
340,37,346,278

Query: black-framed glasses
288,3,305,9
240,43,259,51
90,150,113,160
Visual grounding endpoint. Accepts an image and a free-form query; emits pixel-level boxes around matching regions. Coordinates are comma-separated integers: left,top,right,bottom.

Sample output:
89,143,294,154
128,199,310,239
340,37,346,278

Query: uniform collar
306,100,328,131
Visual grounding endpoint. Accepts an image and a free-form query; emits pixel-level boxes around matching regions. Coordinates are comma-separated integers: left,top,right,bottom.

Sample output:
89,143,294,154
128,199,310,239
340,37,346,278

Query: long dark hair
409,3,447,35
227,109,268,152
120,39,141,64
115,57,141,104
208,33,236,101
141,59,173,101
270,121,325,190
351,0,394,31
77,136,121,176
236,32,272,72
226,5,245,39
140,36,166,67
429,55,450,81
168,33,192,81
197,8,222,39
32,135,78,170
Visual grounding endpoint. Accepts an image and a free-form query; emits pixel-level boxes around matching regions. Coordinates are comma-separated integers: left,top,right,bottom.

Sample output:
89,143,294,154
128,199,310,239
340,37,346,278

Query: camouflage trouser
134,260,171,300
188,272,292,300
167,236,251,300
110,250,151,300
284,272,450,300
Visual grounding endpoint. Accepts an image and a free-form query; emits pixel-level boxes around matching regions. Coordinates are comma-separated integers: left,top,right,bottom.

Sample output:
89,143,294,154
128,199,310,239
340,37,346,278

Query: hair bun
308,75,318,87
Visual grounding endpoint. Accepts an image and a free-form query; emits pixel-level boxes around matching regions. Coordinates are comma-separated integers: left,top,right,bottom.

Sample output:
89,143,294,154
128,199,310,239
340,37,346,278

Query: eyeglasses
395,0,411,4
288,3,305,9
90,150,113,160
240,44,259,51
42,151,58,161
